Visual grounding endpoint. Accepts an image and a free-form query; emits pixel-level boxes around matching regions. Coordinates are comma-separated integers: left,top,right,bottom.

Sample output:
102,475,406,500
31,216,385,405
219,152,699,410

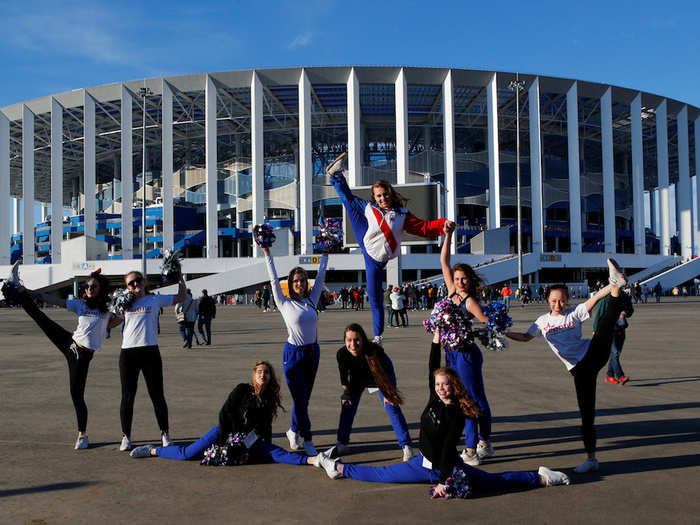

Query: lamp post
139,86,153,278
509,76,525,291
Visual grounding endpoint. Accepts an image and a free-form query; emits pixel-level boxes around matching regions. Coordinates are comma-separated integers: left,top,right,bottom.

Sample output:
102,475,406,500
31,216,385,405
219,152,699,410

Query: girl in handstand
506,258,627,473
326,152,452,344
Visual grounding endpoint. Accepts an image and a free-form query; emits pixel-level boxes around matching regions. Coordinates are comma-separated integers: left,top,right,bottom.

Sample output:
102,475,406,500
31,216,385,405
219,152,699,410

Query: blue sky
1,0,699,108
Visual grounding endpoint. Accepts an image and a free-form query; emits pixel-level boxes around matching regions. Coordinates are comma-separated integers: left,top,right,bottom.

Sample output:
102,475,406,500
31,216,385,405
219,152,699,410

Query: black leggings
570,295,624,454
119,346,169,436
20,294,94,432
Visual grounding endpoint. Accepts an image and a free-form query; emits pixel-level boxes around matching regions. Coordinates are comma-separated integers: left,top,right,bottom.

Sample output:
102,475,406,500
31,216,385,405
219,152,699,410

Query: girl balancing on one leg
130,361,323,471
260,242,328,456
506,258,628,473
326,152,452,344
119,270,187,452
439,223,494,466
333,323,414,462
6,266,122,450
315,331,570,498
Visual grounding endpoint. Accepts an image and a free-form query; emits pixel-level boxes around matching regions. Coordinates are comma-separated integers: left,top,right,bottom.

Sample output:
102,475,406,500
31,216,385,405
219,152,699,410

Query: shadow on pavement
0,481,96,498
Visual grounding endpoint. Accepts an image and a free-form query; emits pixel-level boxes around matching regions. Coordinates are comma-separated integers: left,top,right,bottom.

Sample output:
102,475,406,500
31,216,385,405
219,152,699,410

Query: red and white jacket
363,204,446,263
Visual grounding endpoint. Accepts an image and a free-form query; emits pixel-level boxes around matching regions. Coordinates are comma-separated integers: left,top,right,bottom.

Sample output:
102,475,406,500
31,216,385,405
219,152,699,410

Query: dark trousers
198,315,212,344
21,295,94,431
570,295,624,454
119,346,169,436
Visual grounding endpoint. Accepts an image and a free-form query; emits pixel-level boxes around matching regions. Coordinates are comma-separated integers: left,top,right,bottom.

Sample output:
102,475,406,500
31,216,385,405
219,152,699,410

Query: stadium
1,66,699,295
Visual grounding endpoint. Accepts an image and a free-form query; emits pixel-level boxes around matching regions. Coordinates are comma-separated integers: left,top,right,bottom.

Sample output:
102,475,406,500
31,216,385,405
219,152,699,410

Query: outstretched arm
29,291,67,308
440,225,456,295
505,331,535,342
262,248,286,307
172,275,187,305
465,297,489,323
404,214,449,238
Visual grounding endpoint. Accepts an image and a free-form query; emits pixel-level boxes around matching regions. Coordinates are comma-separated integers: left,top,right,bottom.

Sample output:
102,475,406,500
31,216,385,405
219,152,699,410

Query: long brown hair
371,179,408,209
344,323,403,406
287,267,310,301
452,263,482,299
433,367,480,418
250,360,284,419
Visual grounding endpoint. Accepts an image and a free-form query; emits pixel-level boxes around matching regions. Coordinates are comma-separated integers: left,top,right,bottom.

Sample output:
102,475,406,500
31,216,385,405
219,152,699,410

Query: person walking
175,289,198,348
598,289,634,385
198,289,216,345
389,286,407,327
500,283,513,310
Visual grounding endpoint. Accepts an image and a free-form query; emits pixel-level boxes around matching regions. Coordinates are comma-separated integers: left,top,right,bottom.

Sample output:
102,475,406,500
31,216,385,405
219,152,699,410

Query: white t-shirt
265,255,327,346
122,294,175,349
66,299,112,351
527,303,591,371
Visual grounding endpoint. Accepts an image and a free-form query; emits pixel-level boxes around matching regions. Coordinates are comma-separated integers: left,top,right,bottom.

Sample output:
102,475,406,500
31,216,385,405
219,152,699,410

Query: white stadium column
162,80,174,252
486,72,500,229
298,69,312,255
84,90,96,240
696,117,700,256
677,106,691,259
13,198,20,234
395,68,408,185
528,78,543,255
601,88,615,253
566,82,582,253
251,71,264,257
631,93,645,254
121,86,134,259
443,70,457,253
22,105,35,264
205,75,218,259
656,100,670,255
0,111,9,264
51,97,63,264
347,68,361,188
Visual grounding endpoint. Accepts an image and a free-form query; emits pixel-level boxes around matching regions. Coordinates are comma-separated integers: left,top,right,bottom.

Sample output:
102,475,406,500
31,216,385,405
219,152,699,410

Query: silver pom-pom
109,288,136,316
161,249,183,284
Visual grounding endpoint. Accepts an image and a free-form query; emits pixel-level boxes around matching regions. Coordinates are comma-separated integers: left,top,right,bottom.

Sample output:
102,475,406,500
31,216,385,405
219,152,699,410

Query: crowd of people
1,151,656,500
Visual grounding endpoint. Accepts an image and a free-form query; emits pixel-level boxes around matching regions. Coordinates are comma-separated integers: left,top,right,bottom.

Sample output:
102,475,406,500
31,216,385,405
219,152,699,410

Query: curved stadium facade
1,67,699,293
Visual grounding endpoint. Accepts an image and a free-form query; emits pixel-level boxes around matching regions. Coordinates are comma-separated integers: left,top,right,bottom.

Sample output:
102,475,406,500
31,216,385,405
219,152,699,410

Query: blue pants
283,342,320,441
445,346,492,448
343,453,538,491
198,316,212,344
337,357,412,448
332,175,387,338
156,424,307,465
606,332,626,379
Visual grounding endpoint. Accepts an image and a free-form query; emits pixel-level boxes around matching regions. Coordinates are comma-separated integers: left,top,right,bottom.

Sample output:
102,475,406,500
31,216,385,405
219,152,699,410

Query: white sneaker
74,435,88,450
161,432,173,447
317,452,341,479
372,335,383,347
460,449,480,466
119,435,132,451
402,445,413,462
538,466,570,486
607,258,627,287
286,428,301,451
476,442,494,459
326,152,347,176
574,458,599,473
8,260,20,284
303,440,318,456
130,445,154,458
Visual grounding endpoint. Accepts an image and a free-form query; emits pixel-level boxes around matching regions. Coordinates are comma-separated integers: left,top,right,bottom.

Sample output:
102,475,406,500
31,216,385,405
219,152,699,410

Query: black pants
20,294,94,432
570,295,624,454
119,346,169,436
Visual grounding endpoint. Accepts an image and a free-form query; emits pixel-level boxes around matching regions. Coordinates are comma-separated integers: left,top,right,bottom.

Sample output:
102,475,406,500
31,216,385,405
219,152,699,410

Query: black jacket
218,383,274,444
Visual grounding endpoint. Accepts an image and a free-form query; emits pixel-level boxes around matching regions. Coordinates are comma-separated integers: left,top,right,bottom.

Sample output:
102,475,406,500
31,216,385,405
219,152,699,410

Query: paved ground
1,297,699,524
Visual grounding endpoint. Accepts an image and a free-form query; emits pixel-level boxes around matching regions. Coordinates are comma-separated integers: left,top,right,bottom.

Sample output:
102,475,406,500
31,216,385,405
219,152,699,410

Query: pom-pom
315,217,343,253
160,249,183,284
423,298,474,350
109,288,136,316
1,263,24,307
478,301,513,352
429,465,472,499
253,223,276,248
200,433,249,466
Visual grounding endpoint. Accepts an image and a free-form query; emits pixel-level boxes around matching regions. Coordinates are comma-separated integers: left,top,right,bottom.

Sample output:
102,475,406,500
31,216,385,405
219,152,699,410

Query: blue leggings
337,357,412,448
155,424,307,465
283,342,320,441
445,346,492,448
331,175,387,338
343,453,539,491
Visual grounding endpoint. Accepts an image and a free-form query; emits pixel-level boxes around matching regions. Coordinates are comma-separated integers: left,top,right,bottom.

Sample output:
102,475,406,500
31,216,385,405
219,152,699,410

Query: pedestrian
389,286,407,327
198,289,216,345
262,284,271,311
597,289,634,385
653,282,663,303
175,289,198,348
501,283,513,310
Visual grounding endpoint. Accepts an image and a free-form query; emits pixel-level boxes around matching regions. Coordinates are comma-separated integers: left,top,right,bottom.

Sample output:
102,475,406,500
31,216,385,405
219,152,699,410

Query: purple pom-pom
253,224,276,248
423,298,474,349
315,218,343,253
429,465,472,499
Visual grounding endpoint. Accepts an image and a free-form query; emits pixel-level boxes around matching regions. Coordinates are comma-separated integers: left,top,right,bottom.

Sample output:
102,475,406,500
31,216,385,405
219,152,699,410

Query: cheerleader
131,360,327,470
315,331,570,498
7,265,121,449
326,152,451,344
506,259,627,473
118,270,187,451
260,244,327,456
439,224,494,466
333,323,414,461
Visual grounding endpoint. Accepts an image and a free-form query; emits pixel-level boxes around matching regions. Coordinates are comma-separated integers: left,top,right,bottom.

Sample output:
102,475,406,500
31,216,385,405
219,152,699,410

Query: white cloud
287,32,313,50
